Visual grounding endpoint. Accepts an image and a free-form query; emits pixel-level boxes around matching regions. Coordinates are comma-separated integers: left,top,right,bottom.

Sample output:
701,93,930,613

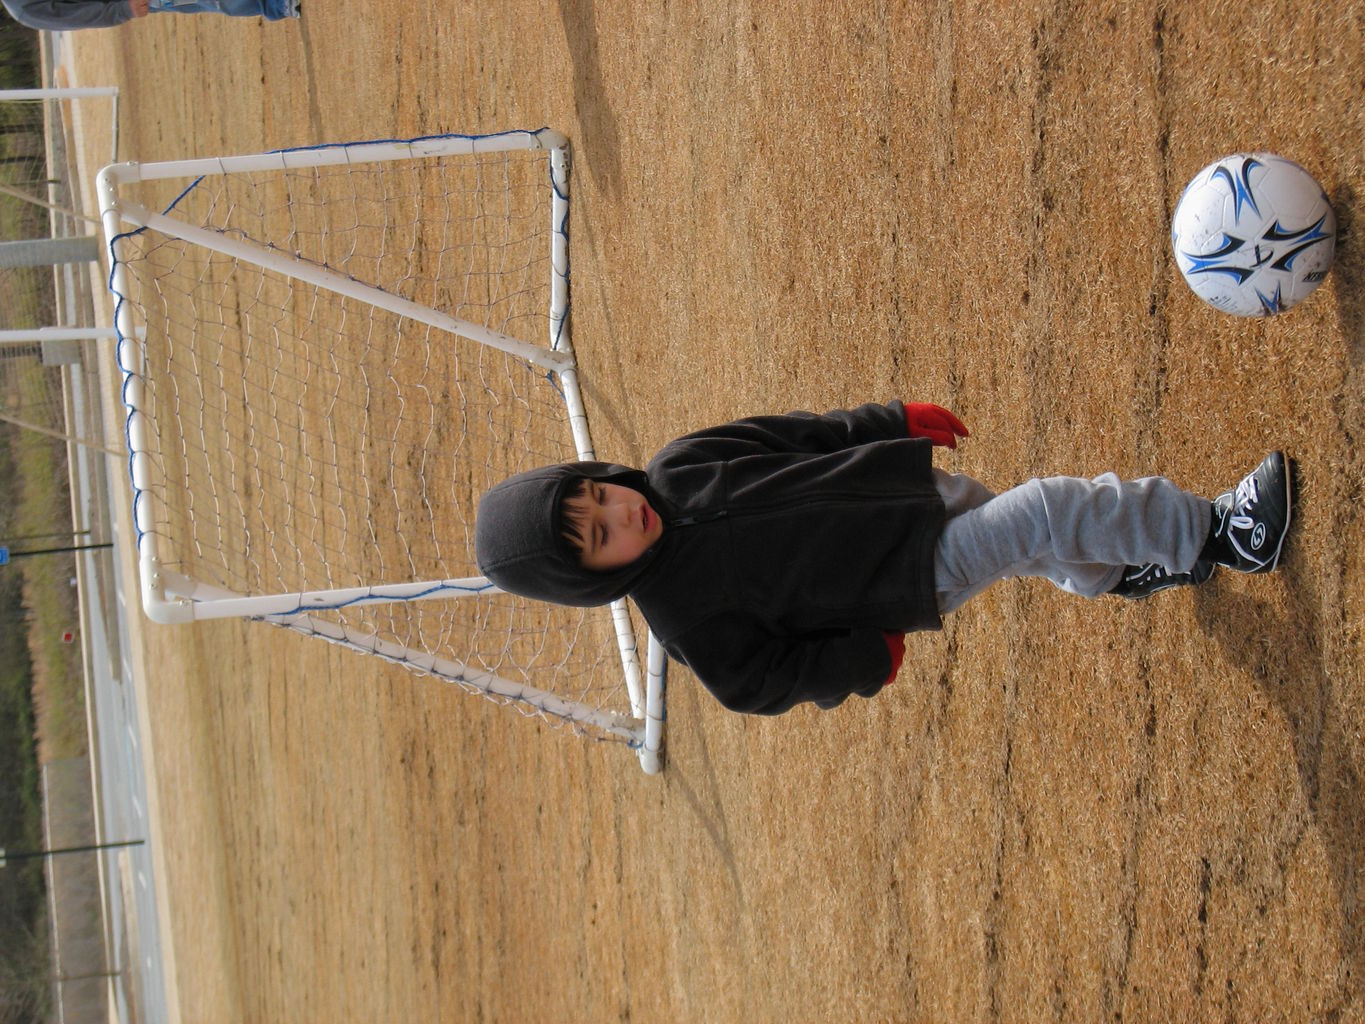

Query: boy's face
563,481,664,571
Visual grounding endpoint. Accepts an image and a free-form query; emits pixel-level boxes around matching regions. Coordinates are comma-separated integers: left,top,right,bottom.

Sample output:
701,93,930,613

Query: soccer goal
96,129,664,773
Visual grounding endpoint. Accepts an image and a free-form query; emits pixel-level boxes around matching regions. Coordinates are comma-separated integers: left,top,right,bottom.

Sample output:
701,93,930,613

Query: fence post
0,237,100,268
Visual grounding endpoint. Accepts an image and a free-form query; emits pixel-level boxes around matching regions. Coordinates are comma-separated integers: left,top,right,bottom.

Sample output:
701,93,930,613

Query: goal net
97,129,664,772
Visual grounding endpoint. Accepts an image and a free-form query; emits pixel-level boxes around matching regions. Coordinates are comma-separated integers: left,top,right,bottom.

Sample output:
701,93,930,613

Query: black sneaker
1205,451,1293,574
1109,559,1216,599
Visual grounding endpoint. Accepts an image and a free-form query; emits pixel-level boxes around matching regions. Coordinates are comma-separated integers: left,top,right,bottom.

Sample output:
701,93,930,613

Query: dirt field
58,1,1365,1021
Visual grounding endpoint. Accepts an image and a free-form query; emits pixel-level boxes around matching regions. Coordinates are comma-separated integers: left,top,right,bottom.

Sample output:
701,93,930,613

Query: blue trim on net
267,128,552,159
260,578,500,618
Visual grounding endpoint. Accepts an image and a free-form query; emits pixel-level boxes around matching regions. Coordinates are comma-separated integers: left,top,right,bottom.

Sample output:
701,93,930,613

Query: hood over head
474,461,660,607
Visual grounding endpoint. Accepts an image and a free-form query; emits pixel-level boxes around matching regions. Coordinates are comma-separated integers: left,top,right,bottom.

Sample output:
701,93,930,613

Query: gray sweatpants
933,470,1212,614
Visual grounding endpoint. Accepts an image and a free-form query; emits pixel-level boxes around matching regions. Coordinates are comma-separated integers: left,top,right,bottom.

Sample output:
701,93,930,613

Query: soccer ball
1171,153,1336,317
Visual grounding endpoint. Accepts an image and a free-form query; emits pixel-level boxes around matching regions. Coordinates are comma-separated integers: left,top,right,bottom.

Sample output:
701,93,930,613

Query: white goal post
96,129,664,772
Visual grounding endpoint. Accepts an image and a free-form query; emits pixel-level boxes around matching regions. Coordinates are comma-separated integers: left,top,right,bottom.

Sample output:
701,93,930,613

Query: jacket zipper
669,509,728,527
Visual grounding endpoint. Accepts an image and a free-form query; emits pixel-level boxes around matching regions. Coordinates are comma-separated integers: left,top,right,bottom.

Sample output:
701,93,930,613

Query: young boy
474,401,1291,716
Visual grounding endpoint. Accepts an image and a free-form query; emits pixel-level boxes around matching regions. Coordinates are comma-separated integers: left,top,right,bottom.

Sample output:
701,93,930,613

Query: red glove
903,402,969,449
882,631,906,686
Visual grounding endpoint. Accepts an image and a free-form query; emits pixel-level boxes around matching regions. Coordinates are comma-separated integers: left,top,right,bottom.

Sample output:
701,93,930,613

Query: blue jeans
933,470,1212,613
151,0,294,19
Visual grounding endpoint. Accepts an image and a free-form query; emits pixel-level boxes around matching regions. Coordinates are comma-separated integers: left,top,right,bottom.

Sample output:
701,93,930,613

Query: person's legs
150,0,296,19
933,468,996,518
934,472,1211,614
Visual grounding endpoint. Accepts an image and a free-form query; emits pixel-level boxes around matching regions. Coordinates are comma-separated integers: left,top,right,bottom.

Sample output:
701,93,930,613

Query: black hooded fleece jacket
474,400,947,716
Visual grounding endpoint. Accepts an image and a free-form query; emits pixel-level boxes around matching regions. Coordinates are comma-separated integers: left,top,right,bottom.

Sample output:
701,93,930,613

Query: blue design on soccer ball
1265,215,1334,271
1212,157,1263,223
1182,215,1333,285
1255,283,1285,315
1183,233,1254,283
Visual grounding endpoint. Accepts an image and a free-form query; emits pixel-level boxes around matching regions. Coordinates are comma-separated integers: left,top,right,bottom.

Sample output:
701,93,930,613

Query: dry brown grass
60,1,1365,1021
